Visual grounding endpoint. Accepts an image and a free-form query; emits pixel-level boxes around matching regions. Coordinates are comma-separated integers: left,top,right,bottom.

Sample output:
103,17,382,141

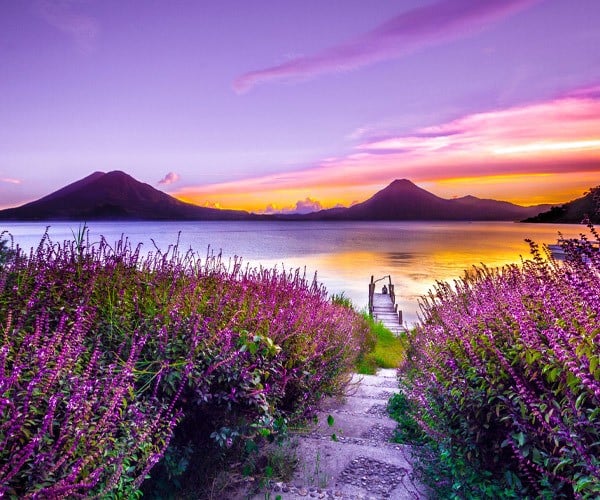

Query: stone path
250,369,426,499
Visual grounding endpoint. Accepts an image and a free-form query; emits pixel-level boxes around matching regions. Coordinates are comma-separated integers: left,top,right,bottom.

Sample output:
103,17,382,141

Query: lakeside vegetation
0,231,373,498
395,225,600,498
355,316,405,375
4,223,600,498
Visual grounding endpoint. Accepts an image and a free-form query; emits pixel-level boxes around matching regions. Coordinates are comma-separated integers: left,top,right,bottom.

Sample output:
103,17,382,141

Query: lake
0,221,587,325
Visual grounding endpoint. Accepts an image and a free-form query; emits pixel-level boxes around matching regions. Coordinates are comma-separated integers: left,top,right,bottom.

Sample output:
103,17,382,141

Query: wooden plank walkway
372,292,405,335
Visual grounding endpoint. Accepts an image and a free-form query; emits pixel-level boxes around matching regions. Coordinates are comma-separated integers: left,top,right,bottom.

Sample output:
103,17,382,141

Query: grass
355,315,405,374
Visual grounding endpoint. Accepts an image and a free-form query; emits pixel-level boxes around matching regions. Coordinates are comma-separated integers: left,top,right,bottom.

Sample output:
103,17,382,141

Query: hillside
297,179,550,221
523,187,600,224
0,171,253,220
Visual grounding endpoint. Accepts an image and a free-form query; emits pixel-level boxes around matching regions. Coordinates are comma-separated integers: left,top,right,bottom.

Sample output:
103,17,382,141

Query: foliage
399,225,600,498
0,231,371,497
0,232,15,268
330,292,354,310
387,393,426,445
356,315,404,374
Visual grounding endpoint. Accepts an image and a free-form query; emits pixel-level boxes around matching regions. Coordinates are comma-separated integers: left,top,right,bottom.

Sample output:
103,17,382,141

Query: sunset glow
1,1,599,211
175,90,600,212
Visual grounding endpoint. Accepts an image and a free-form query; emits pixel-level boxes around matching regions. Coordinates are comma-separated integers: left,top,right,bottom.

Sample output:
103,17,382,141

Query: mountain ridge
288,178,551,221
0,170,254,221
522,186,600,224
0,172,555,221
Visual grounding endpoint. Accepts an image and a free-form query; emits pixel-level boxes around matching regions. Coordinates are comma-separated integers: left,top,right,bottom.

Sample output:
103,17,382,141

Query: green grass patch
355,315,405,374
387,393,426,445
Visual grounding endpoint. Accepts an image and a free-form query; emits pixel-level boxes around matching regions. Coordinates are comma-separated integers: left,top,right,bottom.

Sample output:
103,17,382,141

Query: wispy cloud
34,0,99,53
158,172,180,185
0,177,22,185
233,0,538,93
175,85,600,209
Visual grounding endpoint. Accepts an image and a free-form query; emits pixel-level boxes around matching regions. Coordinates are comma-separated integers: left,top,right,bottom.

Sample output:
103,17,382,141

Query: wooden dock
368,275,405,335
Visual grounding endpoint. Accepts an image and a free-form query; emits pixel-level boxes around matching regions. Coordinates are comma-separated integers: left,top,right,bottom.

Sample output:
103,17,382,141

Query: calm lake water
0,221,587,325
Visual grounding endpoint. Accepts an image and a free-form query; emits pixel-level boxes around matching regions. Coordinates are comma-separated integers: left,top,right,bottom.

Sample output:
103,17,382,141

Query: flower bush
0,231,371,497
400,226,600,498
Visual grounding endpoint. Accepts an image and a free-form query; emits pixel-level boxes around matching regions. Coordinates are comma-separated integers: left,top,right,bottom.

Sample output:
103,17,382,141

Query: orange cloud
173,88,600,211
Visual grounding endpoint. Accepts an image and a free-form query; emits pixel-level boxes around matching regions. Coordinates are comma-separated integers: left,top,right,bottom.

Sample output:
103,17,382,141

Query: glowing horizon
173,89,600,213
2,1,600,211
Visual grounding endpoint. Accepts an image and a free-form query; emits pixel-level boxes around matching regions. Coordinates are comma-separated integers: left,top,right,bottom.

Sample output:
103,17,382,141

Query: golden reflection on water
264,222,589,325
2,220,591,326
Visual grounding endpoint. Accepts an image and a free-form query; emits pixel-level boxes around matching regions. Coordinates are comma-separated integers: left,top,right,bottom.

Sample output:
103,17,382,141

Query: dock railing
369,274,403,325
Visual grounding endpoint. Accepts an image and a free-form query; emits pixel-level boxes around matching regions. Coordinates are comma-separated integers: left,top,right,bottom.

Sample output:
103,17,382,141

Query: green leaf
574,477,593,493
514,432,525,447
327,415,334,427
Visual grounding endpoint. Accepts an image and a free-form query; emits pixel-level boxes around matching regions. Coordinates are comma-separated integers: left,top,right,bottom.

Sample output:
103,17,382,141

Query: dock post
398,310,403,325
368,275,375,316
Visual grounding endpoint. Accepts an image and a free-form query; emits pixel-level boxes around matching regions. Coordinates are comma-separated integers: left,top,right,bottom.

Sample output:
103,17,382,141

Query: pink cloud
158,171,180,185
292,197,323,214
177,86,600,199
35,0,99,53
263,197,324,215
233,0,538,93
359,94,600,164
0,178,21,185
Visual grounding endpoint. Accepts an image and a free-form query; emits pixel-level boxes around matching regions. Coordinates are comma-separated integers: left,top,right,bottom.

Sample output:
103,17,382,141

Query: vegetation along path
252,368,426,499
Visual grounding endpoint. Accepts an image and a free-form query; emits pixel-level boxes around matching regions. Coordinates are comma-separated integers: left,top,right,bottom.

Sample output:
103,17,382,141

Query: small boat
547,243,566,259
547,239,599,261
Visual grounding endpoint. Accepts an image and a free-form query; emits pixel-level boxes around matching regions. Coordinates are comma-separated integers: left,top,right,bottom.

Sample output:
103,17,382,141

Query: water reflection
0,220,589,325
386,252,418,264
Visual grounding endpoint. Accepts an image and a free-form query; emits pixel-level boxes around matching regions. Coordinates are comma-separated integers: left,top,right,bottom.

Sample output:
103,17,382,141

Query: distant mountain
0,172,559,222
523,186,600,224
0,171,253,220
295,179,550,221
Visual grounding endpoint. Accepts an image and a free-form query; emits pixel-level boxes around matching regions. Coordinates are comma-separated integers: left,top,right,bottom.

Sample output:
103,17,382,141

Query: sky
1,0,600,213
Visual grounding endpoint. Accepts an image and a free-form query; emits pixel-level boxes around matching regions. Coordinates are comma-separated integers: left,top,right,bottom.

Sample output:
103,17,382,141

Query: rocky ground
248,369,426,499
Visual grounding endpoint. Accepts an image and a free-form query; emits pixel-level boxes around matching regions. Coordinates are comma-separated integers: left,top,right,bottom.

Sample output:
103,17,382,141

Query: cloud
293,197,323,214
233,0,538,93
263,197,324,214
175,84,600,208
263,203,281,214
0,177,21,185
34,0,99,53
158,172,180,185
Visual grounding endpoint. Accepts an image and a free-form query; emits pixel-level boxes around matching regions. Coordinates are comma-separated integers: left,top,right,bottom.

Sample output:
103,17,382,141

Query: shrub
0,232,15,268
399,227,600,498
387,393,426,445
356,316,403,375
0,231,371,497
0,301,183,498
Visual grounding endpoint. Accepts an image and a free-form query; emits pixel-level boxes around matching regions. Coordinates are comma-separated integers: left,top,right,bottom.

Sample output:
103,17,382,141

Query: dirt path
251,369,426,499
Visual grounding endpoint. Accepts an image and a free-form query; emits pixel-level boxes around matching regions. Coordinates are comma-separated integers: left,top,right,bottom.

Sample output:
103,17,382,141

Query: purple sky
1,0,600,211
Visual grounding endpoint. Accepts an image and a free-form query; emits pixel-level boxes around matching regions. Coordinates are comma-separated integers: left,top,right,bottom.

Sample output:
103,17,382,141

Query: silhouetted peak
0,170,253,220
453,195,479,201
387,179,418,189
103,170,134,180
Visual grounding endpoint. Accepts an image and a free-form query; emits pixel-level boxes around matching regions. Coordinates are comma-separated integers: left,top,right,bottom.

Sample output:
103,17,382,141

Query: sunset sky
1,0,599,212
